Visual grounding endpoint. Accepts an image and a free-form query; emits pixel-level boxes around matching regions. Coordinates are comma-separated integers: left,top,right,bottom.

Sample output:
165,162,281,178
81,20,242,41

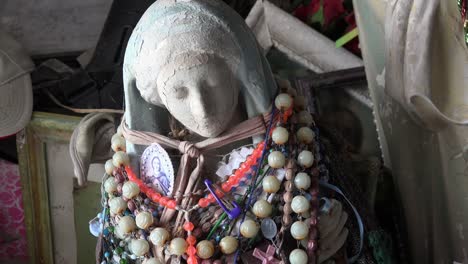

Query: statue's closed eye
175,87,188,100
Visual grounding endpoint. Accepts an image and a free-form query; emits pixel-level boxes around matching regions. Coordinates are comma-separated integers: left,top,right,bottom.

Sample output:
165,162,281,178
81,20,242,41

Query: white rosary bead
111,134,126,152
135,211,153,230
291,195,310,214
149,227,170,247
274,93,293,110
143,258,162,264
122,181,140,199
294,172,311,190
296,127,315,144
105,159,116,175
130,239,149,256
297,111,313,126
116,125,124,137
196,240,215,259
109,197,127,215
268,151,285,169
272,127,289,145
219,236,238,254
289,248,308,264
104,177,118,194
253,199,273,218
262,175,281,193
118,215,136,234
115,224,126,239
111,133,122,142
112,151,130,167
169,237,188,256
298,150,314,168
291,221,309,240
240,219,260,238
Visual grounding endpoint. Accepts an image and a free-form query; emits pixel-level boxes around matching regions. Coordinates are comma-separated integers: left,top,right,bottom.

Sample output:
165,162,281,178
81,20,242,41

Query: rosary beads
97,89,327,264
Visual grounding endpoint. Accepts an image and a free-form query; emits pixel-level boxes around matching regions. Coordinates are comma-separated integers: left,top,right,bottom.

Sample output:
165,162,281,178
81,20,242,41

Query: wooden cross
253,245,282,264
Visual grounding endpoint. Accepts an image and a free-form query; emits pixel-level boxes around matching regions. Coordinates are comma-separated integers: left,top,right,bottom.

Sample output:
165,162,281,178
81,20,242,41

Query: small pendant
89,215,102,237
140,143,175,196
261,218,277,240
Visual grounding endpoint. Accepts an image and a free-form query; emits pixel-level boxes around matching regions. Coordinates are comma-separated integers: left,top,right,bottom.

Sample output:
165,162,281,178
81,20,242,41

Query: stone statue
117,0,350,263
123,0,277,167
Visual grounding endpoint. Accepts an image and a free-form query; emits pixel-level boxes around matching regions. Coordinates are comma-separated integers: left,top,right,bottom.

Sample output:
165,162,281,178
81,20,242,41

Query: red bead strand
125,166,177,209
197,141,265,208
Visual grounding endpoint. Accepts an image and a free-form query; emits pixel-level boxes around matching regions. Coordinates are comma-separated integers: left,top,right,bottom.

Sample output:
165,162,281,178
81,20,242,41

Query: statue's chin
181,118,227,138
192,125,225,138
173,111,234,138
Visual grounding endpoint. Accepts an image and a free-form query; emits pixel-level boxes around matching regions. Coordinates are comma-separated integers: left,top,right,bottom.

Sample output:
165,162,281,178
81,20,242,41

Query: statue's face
157,57,239,137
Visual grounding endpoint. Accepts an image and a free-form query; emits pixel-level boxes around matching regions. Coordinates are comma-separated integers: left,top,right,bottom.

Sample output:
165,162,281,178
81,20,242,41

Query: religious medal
140,143,174,196
261,218,277,240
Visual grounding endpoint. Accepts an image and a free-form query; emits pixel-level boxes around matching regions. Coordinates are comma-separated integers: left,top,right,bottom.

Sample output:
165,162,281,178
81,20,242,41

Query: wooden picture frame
17,112,104,264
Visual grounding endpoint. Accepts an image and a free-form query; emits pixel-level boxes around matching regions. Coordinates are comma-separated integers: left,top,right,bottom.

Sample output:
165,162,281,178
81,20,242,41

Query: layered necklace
96,89,335,264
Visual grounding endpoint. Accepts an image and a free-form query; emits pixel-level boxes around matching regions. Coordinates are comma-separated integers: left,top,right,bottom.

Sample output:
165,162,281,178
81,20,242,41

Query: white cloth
354,0,468,263
385,0,468,131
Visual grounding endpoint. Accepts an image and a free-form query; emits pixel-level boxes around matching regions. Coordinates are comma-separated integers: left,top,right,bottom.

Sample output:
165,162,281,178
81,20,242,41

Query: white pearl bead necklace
298,150,314,168
135,211,153,230
118,215,136,234
240,219,260,238
105,159,116,175
130,239,149,256
291,220,309,240
262,175,281,193
109,197,127,215
122,181,140,199
196,240,215,259
289,248,308,264
294,172,311,190
274,93,293,110
112,151,130,167
169,237,187,256
149,227,170,247
268,151,286,168
253,199,273,218
219,236,238,254
291,195,310,214
296,127,315,144
272,126,289,145
104,177,118,194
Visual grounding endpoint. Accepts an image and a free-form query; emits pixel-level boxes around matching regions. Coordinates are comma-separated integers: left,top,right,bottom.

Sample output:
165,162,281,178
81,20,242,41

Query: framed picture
17,112,104,264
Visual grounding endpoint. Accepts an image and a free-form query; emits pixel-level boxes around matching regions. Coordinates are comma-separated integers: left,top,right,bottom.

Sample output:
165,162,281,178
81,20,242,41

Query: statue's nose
190,89,211,119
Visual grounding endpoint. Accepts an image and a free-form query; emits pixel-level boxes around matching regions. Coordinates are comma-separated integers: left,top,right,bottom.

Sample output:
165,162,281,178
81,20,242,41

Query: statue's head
125,0,276,140
132,1,242,137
